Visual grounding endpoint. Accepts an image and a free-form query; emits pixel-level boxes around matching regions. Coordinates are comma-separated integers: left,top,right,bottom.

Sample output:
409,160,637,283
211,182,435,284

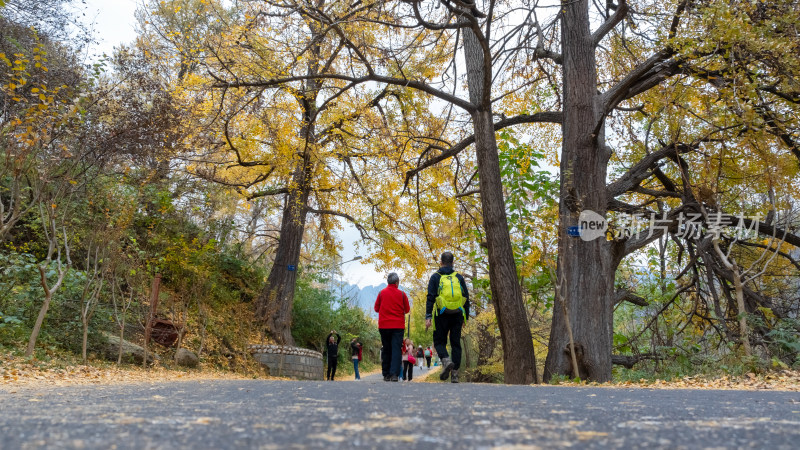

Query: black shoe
451,370,459,383
439,357,454,381
383,376,391,382
390,375,399,382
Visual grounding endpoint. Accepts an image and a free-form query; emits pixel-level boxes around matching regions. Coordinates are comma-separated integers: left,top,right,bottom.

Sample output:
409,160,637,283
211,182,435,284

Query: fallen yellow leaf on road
575,431,609,440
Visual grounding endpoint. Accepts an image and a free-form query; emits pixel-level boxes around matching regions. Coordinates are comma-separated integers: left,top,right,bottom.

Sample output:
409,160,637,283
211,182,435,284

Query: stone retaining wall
249,345,323,380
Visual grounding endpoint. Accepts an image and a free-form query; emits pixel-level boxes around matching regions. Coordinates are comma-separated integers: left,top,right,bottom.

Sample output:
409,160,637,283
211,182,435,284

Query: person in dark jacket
374,272,410,382
325,331,341,381
425,251,470,383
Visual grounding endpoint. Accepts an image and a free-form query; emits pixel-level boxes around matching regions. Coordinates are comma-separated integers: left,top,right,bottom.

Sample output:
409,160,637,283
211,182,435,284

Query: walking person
416,346,424,370
402,338,415,381
326,330,341,381
424,346,432,369
425,251,469,383
374,272,410,382
350,338,363,380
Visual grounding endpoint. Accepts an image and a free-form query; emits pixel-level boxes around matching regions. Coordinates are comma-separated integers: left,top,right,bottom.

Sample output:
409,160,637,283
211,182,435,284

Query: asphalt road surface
2,378,800,449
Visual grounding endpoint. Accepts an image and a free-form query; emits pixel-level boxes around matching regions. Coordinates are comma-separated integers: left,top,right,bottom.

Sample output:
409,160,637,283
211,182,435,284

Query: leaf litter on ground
4,350,800,391
549,370,800,391
0,350,261,391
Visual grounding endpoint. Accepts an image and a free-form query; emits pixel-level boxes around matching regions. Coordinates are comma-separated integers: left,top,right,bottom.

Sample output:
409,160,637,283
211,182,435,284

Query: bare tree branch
305,207,375,242
403,111,562,187
592,0,628,47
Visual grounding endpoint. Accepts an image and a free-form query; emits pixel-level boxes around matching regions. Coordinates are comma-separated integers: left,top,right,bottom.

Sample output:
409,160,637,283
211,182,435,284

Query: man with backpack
424,346,432,368
425,251,470,383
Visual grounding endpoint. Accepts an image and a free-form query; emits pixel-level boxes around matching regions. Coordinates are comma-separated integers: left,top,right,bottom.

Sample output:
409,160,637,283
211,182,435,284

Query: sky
79,0,387,288
335,223,386,288
82,0,139,59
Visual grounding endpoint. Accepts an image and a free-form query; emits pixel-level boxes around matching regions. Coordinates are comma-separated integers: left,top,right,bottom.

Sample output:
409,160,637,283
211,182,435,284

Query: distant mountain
333,283,411,318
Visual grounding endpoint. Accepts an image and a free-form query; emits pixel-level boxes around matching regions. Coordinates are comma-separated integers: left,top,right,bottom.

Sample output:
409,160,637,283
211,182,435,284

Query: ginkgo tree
142,0,800,383
202,0,567,384
226,0,800,383
143,0,451,345
538,0,800,381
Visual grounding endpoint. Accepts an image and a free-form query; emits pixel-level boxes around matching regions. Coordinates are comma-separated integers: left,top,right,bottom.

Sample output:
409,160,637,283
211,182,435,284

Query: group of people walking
324,251,468,383
397,339,435,382
325,330,433,382
375,251,468,383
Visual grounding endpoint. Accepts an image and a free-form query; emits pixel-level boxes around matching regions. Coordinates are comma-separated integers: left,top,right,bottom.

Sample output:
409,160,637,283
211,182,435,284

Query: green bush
292,275,380,365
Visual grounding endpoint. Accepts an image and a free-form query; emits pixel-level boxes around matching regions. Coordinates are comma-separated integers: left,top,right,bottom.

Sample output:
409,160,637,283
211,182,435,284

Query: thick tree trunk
544,0,615,382
254,19,325,346
464,25,537,384
254,159,312,346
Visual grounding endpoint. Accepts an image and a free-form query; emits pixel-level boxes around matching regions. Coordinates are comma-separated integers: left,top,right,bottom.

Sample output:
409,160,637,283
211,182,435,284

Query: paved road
359,364,435,381
2,379,799,449
359,370,386,381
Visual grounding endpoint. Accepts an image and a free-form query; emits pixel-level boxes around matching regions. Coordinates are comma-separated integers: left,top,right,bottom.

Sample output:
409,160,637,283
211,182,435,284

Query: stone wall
249,345,323,380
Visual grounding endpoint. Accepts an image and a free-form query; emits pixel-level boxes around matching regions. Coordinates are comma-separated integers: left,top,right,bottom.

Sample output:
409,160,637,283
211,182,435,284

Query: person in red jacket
374,272,410,382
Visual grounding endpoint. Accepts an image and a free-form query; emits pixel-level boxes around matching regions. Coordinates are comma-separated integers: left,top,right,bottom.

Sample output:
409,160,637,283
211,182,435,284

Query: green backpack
435,272,466,316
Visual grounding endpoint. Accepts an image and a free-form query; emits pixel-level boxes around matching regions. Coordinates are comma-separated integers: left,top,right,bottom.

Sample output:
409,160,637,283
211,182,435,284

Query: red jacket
374,284,410,329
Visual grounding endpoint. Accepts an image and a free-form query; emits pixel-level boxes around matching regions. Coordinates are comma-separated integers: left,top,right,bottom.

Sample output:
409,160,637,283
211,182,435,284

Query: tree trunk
712,240,752,357
461,335,471,369
544,0,615,382
117,319,126,365
254,90,317,346
82,316,89,364
464,24,537,385
198,308,207,358
254,173,311,346
175,299,189,350
26,292,52,358
26,264,66,358
698,247,729,337
254,20,324,346
732,270,753,357
143,273,161,368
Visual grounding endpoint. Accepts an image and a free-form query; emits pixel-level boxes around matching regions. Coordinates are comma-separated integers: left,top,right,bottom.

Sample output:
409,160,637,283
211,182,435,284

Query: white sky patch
82,0,139,59
337,222,391,288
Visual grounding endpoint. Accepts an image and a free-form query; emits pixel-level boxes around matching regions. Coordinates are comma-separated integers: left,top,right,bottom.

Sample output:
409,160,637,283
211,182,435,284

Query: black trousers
326,358,338,380
433,313,464,370
403,360,414,381
379,328,404,377
425,356,432,368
